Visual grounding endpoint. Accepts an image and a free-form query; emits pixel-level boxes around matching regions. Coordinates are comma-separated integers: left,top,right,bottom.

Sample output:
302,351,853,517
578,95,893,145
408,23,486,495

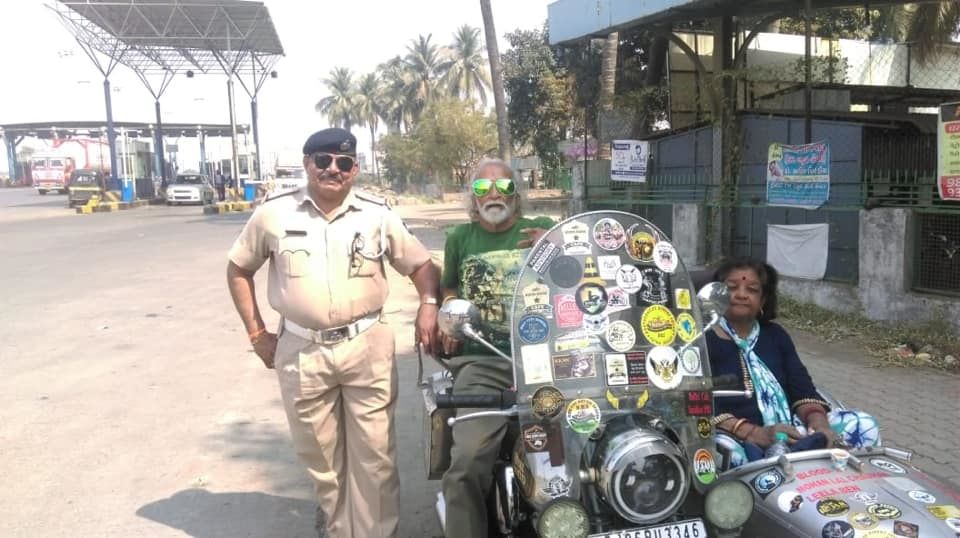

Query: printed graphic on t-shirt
461,249,525,350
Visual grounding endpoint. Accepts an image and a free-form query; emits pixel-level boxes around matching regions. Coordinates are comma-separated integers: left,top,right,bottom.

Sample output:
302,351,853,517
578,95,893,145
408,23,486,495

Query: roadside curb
203,200,255,215
75,198,152,214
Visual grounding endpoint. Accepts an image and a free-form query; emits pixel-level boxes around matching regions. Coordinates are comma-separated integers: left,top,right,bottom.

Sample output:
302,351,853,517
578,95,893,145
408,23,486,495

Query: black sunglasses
312,153,356,171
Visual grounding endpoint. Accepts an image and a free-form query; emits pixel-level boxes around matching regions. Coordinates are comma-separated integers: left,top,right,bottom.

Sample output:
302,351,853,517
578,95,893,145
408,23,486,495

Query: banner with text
611,140,649,183
938,101,960,201
766,141,831,209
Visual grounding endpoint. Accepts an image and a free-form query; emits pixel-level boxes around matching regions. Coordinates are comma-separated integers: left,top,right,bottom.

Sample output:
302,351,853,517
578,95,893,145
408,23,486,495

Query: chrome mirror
438,299,481,341
697,282,730,322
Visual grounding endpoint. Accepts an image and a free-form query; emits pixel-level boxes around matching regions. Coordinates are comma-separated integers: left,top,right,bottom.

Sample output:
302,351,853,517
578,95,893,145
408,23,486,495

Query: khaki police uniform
228,186,431,538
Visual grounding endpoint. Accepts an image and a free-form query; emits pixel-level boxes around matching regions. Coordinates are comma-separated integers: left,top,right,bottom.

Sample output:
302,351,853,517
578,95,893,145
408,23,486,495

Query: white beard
479,200,514,225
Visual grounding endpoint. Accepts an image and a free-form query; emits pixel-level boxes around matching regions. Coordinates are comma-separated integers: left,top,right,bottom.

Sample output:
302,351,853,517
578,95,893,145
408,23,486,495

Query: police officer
226,128,440,538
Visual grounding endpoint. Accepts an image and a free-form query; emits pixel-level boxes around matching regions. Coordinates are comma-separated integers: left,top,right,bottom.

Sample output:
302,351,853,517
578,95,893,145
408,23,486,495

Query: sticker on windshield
626,351,648,384
676,313,698,343
653,241,679,273
626,224,656,262
685,390,712,417
870,458,906,474
675,288,692,310
575,283,608,315
531,386,565,419
554,294,583,329
598,255,622,280
527,240,560,275
549,256,582,289
552,352,597,380
520,343,553,385
604,287,631,314
615,264,643,294
561,221,591,255
522,281,554,319
605,320,636,352
641,305,676,346
646,346,682,390
518,314,550,345
604,353,628,386
522,424,549,452
565,398,601,434
681,347,703,375
593,218,626,251
638,267,669,304
582,313,609,335
693,449,717,485
696,417,712,439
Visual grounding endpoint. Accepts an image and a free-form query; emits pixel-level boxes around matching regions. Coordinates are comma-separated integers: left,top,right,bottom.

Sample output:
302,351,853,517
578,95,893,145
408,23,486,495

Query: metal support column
154,100,166,186
5,138,17,184
250,98,260,181
103,78,120,189
198,128,207,176
227,77,240,187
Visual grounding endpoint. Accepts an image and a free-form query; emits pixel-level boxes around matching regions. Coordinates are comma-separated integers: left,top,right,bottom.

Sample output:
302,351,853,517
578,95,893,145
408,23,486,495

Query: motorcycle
419,210,960,537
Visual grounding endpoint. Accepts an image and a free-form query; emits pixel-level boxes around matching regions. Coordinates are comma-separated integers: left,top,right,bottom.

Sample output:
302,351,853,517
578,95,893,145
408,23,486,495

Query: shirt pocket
277,236,312,277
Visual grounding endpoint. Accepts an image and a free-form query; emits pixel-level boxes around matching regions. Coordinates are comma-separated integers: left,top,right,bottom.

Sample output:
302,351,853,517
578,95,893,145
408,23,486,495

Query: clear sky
0,0,554,174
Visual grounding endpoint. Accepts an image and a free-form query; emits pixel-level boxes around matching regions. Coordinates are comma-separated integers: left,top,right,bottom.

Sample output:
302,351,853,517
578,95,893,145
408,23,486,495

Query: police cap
302,128,357,156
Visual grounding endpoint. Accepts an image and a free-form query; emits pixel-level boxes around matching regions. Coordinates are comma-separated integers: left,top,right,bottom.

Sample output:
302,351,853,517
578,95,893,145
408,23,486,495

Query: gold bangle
731,418,750,437
711,413,735,427
249,327,266,343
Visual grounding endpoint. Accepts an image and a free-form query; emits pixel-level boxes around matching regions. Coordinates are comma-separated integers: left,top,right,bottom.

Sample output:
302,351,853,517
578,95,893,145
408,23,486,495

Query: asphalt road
1,187,956,538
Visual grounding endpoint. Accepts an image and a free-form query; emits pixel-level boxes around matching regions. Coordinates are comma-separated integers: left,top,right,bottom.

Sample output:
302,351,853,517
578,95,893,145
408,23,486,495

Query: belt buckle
323,327,347,344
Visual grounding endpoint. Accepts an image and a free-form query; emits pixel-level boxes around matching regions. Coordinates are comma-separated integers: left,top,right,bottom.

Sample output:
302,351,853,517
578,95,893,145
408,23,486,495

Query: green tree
314,67,357,131
354,73,385,180
405,34,445,122
440,25,491,107
378,56,416,133
502,26,574,176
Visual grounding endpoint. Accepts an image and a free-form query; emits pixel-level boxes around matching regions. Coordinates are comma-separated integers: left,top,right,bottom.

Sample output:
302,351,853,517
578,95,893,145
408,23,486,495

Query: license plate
589,518,707,538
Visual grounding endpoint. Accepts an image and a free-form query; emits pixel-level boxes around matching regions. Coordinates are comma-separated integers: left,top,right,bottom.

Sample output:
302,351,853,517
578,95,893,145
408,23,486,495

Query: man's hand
440,332,464,357
517,228,547,249
252,332,278,369
415,304,439,356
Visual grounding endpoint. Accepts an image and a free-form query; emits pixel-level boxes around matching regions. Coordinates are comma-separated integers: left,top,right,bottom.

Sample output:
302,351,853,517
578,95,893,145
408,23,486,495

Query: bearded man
437,158,555,537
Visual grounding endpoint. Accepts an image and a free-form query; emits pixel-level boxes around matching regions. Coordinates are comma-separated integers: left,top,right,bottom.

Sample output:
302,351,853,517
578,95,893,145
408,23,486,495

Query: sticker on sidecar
817,498,850,517
565,398,601,434
821,521,855,538
693,449,717,485
593,218,626,251
753,468,785,498
867,502,902,520
928,505,960,519
587,518,706,538
778,490,805,513
893,520,919,537
907,490,936,504
870,458,907,474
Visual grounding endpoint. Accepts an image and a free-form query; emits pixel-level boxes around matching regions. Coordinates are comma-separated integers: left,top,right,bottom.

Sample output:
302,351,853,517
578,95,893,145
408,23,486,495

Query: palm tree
441,25,491,107
598,32,619,160
315,67,357,131
354,73,385,180
900,1,960,64
378,56,415,133
479,0,512,161
405,34,445,122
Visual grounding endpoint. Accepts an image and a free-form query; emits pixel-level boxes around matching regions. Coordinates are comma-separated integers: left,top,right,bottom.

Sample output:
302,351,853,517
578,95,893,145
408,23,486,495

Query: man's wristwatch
421,296,439,306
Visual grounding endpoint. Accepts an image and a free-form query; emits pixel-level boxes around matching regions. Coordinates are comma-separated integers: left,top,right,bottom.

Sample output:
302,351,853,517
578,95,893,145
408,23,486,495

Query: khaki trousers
274,321,399,538
441,357,514,538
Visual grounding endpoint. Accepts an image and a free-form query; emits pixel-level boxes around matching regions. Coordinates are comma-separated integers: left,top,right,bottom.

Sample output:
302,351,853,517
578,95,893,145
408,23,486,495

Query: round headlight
596,429,689,524
537,499,589,538
704,480,754,530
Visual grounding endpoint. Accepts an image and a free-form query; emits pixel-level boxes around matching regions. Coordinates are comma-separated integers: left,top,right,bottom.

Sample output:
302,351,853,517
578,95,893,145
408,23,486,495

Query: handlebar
711,374,739,389
435,391,517,410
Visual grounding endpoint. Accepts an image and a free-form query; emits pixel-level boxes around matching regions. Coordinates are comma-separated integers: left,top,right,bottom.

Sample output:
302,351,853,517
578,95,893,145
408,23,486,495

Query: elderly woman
706,257,880,464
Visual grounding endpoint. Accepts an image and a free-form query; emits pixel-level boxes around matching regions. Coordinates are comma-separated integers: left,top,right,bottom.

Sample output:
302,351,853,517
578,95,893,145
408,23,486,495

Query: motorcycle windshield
509,211,719,505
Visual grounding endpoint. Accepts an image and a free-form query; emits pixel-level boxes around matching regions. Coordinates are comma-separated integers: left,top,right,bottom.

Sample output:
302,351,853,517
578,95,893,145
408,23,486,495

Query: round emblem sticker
870,458,906,474
847,512,878,530
777,490,804,513
818,498,851,517
696,417,712,439
605,320,637,352
641,305,676,346
626,225,656,262
593,218,626,251
517,314,549,344
908,490,936,504
652,241,679,273
575,283,608,315
531,386,565,418
676,313,698,343
681,347,702,375
866,503,901,520
854,492,879,505
549,255,583,289
565,398,601,434
821,521,854,538
754,469,785,496
646,346,683,390
693,449,716,485
615,264,643,294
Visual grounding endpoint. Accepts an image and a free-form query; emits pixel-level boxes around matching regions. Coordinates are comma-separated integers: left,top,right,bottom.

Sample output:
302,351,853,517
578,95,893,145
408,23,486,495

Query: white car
166,174,216,205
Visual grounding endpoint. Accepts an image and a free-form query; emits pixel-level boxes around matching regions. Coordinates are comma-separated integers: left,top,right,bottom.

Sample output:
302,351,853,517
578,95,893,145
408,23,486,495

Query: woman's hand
743,423,805,448
806,411,840,447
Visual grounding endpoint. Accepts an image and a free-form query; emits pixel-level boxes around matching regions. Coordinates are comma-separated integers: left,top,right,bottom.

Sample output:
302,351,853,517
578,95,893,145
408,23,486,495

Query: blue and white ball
829,410,881,448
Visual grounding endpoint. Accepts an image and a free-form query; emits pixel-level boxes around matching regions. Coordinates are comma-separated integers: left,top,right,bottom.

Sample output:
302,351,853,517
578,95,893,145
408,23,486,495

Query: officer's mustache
317,172,345,183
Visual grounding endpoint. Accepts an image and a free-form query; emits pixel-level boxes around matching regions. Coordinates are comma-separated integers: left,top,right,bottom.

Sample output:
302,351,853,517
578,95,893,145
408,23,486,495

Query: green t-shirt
442,216,556,355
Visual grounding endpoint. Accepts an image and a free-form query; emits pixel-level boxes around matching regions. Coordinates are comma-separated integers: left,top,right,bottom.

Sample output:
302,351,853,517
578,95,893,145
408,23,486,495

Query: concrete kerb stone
201,199,256,216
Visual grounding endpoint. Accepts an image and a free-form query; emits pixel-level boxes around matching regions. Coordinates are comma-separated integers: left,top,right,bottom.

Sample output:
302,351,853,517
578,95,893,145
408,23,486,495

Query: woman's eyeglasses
472,178,515,197
312,153,356,171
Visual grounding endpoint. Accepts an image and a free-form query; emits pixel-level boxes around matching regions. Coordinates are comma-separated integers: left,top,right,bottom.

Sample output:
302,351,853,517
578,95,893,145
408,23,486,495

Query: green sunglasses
472,178,516,197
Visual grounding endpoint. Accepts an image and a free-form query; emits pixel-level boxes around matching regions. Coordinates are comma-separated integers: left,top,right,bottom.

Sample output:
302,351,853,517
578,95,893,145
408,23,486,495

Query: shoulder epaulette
354,189,391,208
263,188,299,203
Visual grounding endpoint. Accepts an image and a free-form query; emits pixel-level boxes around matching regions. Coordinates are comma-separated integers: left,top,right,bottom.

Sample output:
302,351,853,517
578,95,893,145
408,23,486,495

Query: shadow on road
136,488,318,538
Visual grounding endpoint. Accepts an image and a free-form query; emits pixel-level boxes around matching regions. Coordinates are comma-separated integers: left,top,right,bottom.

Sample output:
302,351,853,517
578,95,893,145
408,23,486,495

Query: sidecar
717,446,960,537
